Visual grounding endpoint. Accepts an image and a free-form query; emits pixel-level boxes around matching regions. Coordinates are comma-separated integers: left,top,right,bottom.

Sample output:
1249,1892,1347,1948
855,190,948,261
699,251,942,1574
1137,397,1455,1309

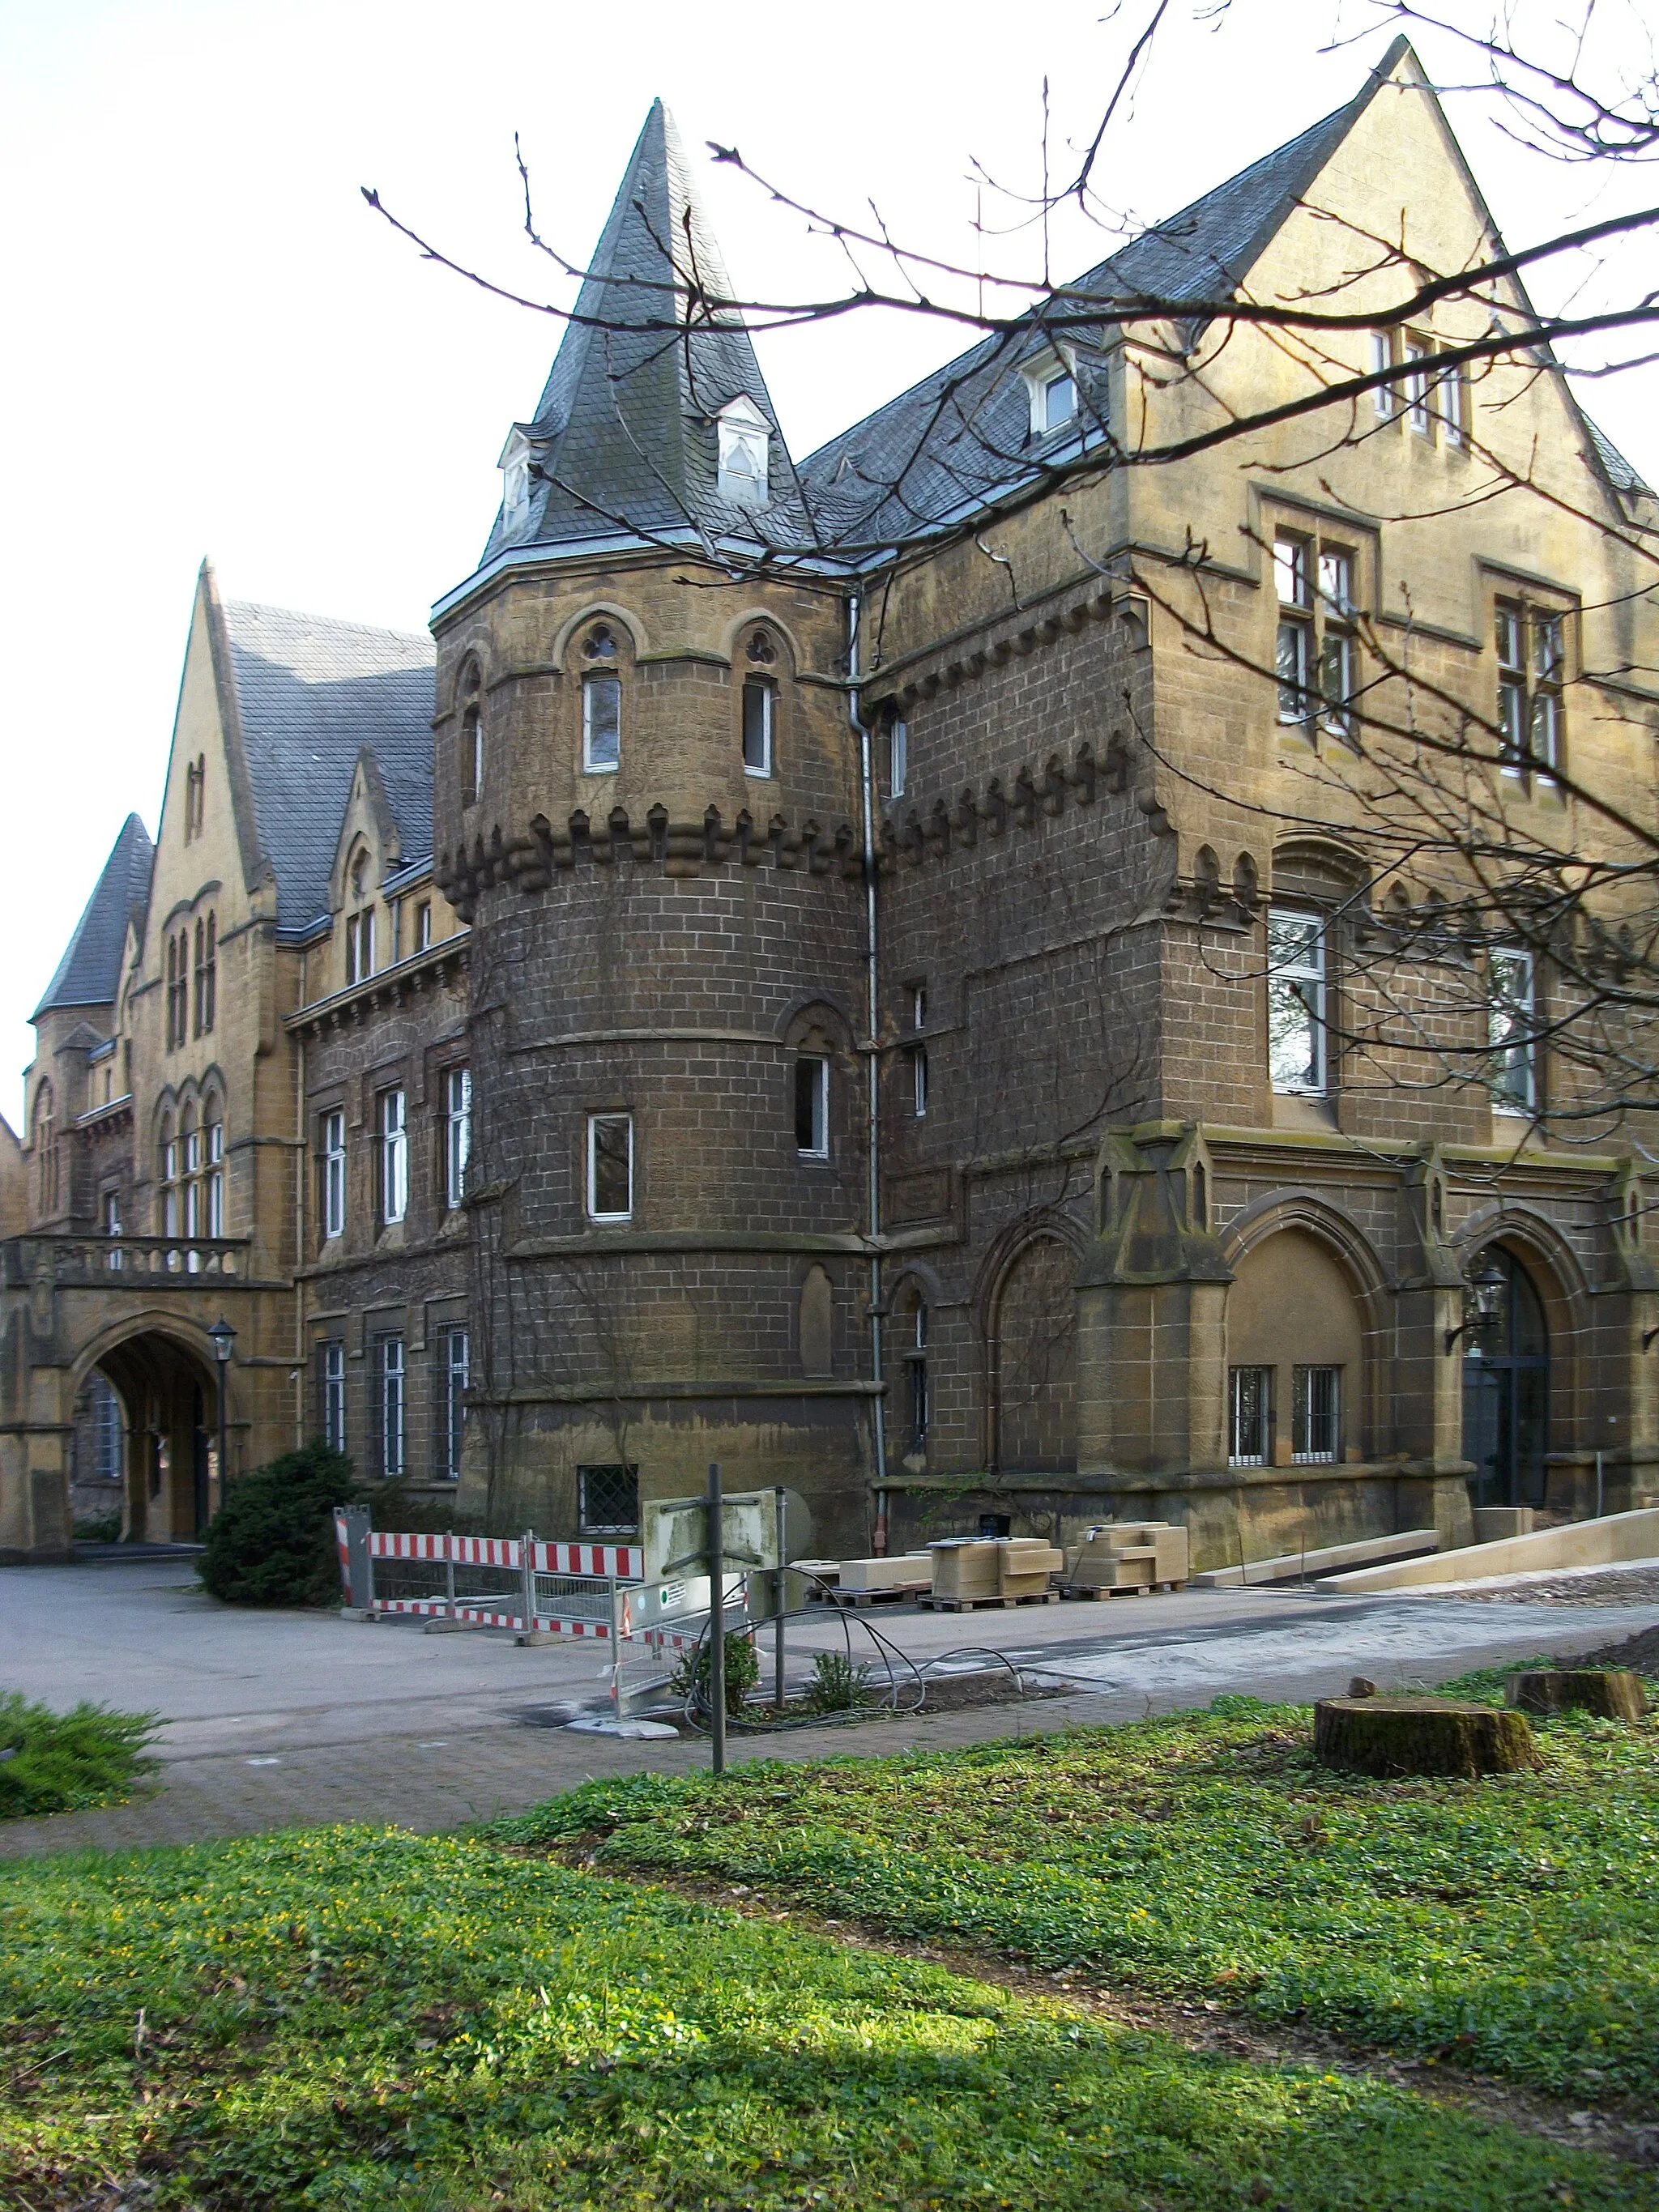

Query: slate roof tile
32,813,155,1020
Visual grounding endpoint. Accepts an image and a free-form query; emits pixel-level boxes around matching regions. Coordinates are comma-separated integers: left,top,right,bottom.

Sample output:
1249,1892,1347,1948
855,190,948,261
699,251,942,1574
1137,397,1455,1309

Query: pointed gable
32,813,154,1020
220,600,435,932
473,100,807,568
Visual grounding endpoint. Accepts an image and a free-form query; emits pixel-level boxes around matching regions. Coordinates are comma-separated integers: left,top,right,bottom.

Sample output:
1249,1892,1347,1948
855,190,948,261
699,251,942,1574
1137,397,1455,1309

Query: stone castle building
6,39,1658,1567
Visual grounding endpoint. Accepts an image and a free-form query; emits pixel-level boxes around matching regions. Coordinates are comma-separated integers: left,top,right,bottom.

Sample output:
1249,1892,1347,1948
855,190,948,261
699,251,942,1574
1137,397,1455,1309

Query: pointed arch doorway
1461,1247,1550,1509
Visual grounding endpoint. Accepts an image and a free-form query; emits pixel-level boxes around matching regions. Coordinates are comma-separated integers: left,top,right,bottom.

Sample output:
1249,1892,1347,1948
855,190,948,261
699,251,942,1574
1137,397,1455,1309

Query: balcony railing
2,1234,254,1285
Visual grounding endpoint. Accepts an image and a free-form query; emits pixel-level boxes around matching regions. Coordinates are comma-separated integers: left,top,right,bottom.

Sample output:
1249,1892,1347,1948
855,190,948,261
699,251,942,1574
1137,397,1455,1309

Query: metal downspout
850,594,889,1547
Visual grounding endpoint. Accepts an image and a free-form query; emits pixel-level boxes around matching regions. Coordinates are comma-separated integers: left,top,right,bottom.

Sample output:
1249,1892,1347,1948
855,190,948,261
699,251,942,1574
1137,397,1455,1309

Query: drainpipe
850,593,889,1549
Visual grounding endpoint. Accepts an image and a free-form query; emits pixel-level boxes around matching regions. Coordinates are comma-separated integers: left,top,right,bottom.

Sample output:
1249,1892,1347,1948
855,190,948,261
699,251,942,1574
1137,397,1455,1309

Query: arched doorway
1461,1247,1549,1509
81,1331,221,1542
991,1237,1077,1473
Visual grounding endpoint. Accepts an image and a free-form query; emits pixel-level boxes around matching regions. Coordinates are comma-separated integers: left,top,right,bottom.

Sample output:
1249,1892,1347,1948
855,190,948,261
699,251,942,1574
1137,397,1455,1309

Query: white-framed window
742,677,774,776
717,395,772,507
467,706,484,802
1043,370,1077,433
439,1327,469,1481
579,1462,641,1536
1267,907,1328,1096
909,1044,929,1118
183,1124,201,1237
1370,329,1396,418
1276,534,1357,744
205,1117,224,1236
1230,1366,1272,1467
380,1088,408,1225
886,714,908,799
160,1132,180,1237
1403,335,1432,434
319,1338,346,1453
582,673,621,772
1439,356,1469,447
586,1111,633,1221
1292,1365,1340,1464
415,900,433,952
1496,603,1564,784
102,1187,122,1268
346,905,375,985
1489,948,1538,1116
445,1066,471,1210
322,1110,346,1240
795,1055,830,1159
376,1333,405,1477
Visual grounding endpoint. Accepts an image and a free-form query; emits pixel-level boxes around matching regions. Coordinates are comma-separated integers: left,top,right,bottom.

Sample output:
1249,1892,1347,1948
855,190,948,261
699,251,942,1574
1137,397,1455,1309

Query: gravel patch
1444,1563,1659,1607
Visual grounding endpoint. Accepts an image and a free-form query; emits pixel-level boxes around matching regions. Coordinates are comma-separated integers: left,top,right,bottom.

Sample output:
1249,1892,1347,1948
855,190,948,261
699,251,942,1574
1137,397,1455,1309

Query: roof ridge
224,598,433,650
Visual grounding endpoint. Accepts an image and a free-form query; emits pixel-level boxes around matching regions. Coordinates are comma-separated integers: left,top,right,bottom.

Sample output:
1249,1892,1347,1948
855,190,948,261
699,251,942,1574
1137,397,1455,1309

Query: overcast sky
3,0,1655,1127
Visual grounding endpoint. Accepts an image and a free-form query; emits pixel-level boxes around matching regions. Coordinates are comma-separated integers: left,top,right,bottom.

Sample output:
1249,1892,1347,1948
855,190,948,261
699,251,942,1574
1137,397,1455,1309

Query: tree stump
1312,1696,1537,1779
1505,1669,1648,1724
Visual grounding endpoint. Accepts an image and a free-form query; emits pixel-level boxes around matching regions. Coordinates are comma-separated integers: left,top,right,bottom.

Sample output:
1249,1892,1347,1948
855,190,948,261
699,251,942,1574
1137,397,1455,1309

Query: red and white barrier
365,1530,642,1579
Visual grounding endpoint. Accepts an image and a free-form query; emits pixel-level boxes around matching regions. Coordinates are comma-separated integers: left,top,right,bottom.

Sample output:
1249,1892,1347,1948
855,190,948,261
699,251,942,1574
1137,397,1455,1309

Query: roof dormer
1020,344,1079,442
716,394,771,509
498,425,537,537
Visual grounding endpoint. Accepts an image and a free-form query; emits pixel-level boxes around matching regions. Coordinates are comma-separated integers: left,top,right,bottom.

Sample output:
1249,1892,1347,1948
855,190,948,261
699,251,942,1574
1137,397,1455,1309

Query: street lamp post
206,1317,237,1535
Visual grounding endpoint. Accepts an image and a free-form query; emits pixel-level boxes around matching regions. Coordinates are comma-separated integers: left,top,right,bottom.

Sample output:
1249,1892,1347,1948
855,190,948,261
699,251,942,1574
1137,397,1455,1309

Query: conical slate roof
477,100,808,564
32,812,154,1021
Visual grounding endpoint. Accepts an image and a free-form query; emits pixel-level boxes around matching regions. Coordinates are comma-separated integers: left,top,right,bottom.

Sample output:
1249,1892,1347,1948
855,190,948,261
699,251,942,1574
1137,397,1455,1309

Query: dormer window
498,426,535,536
1021,347,1081,441
717,395,771,509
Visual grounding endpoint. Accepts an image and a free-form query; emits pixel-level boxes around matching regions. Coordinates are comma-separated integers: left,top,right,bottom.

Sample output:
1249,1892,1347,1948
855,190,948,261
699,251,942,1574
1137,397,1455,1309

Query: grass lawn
492,1676,1659,2109
2,1822,1653,2212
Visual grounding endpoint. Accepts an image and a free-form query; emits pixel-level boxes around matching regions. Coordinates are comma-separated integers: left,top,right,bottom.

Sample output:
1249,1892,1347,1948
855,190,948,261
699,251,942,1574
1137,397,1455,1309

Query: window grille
579,1463,640,1535
380,1089,408,1224
795,1056,829,1158
319,1338,346,1453
1230,1366,1272,1467
438,1328,469,1481
586,1112,633,1220
1267,908,1328,1095
583,673,621,772
445,1066,471,1209
374,1334,405,1477
1292,1366,1340,1463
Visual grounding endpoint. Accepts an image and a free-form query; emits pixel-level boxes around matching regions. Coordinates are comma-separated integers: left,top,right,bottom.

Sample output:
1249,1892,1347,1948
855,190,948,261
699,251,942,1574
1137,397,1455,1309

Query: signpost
640,1472,783,1775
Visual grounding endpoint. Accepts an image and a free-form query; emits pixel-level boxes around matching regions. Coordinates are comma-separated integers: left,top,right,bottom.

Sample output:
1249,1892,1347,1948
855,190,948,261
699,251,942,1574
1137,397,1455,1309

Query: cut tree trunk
1505,1669,1648,1724
1312,1696,1537,1779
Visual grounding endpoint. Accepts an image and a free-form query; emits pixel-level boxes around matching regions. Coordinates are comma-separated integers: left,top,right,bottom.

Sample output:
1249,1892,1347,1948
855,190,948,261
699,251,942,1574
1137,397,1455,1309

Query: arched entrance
82,1330,222,1541
990,1236,1077,1473
1461,1247,1549,1509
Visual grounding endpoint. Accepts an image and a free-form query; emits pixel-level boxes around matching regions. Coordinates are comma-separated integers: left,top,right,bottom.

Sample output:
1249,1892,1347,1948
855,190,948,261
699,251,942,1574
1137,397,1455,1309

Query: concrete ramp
1315,1506,1659,1594
1194,1528,1438,1588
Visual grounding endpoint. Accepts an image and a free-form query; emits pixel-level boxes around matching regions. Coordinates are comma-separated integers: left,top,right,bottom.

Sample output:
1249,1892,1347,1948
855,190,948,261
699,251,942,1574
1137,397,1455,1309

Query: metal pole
707,1462,726,1775
520,1528,537,1632
774,1485,787,1713
212,1366,227,1535
1596,1449,1605,1520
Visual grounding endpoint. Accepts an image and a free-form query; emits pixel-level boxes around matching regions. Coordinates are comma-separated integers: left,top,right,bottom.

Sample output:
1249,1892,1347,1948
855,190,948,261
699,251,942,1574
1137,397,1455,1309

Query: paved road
1,1554,1651,1858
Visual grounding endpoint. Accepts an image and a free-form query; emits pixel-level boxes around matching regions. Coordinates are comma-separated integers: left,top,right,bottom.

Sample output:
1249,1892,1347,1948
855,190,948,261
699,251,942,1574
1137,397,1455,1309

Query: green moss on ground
491,1688,1659,2108
2,1823,1649,2210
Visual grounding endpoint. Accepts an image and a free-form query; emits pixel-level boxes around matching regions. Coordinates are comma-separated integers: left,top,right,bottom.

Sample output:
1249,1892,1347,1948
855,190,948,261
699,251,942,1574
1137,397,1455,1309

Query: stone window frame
1272,527,1360,751
578,623,625,775
457,658,485,810
1491,587,1570,794
1229,1363,1273,1467
1290,1363,1341,1463
578,1462,640,1536
892,1277,931,1455
740,625,781,778
319,1106,347,1243
378,1086,409,1227
442,1063,471,1211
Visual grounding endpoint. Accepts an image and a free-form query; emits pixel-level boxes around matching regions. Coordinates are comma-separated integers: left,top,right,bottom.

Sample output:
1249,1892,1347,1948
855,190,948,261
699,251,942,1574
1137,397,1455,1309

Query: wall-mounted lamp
1444,1259,1506,1355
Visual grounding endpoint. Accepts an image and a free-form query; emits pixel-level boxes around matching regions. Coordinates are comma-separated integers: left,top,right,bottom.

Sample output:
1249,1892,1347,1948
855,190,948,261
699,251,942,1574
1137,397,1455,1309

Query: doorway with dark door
1461,1247,1550,1508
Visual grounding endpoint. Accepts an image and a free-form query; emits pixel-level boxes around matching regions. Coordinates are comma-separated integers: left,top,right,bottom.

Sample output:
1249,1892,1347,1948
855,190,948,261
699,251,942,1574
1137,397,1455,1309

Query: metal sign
643,1487,779,1584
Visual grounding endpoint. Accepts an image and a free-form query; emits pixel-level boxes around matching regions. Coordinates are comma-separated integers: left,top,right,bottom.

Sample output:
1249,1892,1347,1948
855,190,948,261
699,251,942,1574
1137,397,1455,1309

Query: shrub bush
670,1630,760,1716
197,1440,358,1607
0,1692,158,1819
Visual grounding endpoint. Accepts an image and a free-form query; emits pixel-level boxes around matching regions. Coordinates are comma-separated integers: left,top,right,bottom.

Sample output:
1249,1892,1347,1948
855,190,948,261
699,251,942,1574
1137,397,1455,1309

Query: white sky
3,0,1655,1127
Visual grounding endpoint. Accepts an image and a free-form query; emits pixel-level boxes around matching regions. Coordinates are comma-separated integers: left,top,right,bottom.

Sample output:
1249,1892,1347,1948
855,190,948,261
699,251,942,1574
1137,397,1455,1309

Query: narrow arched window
202,913,216,1033
159,1115,178,1236
896,1285,929,1454
582,627,622,774
457,660,484,805
204,1104,224,1235
32,1083,58,1217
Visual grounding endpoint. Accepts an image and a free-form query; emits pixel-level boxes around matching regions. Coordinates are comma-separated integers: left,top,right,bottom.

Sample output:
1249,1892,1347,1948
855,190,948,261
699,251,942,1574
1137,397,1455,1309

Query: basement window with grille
578,1463,640,1536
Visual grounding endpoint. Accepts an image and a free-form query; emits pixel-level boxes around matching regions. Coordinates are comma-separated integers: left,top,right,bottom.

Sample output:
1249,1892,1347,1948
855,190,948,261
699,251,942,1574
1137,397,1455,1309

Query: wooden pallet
830,1582,931,1608
1059,1579,1187,1600
918,1589,1061,1612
